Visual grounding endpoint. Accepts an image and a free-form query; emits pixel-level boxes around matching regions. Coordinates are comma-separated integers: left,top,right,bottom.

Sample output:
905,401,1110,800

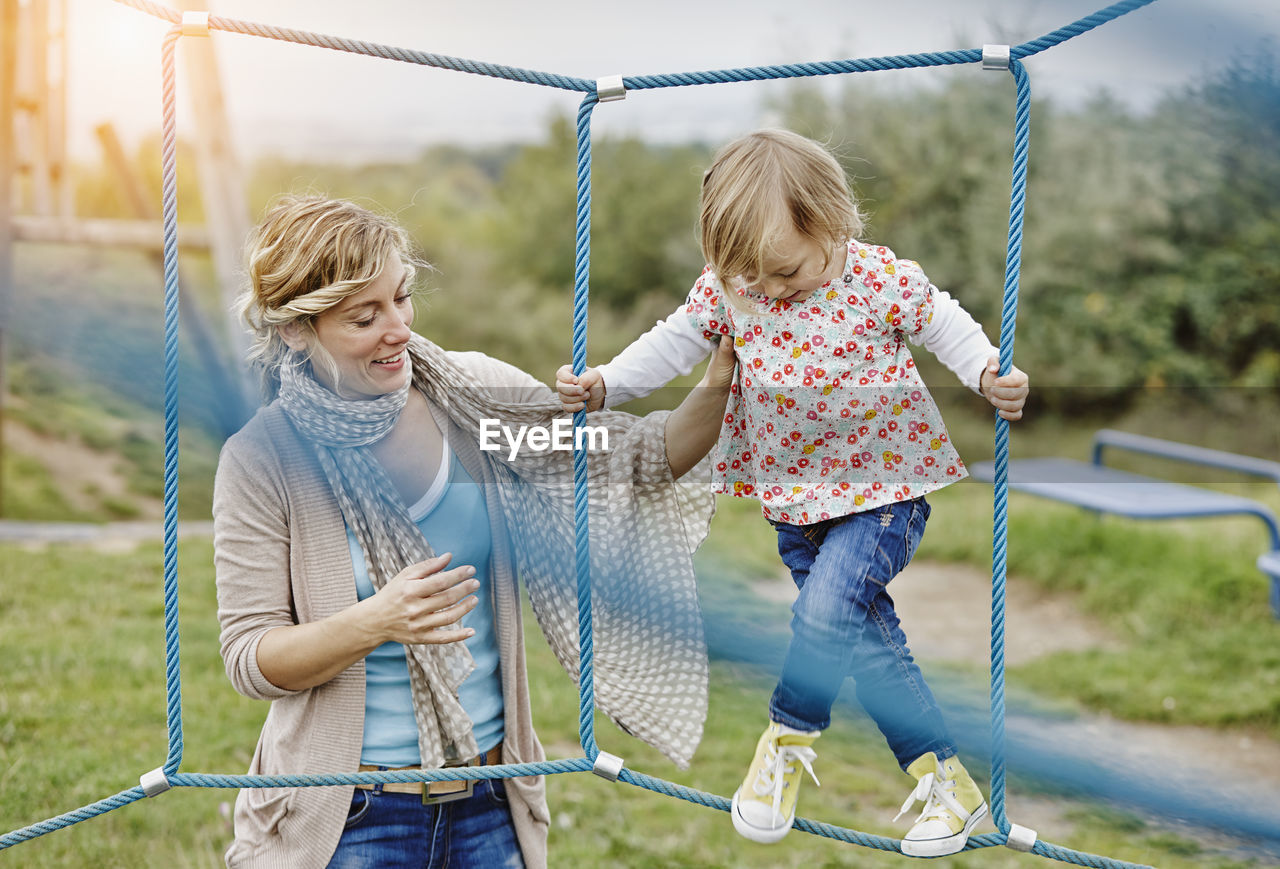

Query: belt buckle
423,754,479,805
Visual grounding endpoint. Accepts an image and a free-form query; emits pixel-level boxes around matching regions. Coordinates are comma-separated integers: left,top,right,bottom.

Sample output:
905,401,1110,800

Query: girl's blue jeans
769,496,957,771
325,778,524,869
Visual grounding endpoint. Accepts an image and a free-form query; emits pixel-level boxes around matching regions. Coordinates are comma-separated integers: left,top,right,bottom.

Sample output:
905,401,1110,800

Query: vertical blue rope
571,92,602,761
158,25,185,779
988,58,1032,837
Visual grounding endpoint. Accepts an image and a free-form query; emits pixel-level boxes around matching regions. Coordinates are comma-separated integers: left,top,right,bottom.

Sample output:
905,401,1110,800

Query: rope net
1,2,1163,865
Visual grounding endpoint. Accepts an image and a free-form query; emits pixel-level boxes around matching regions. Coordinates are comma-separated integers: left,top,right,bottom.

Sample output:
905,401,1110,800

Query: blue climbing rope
0,788,149,849
988,56,1033,839
159,23,185,781
1013,0,1156,60
2,1,1164,863
571,90,604,763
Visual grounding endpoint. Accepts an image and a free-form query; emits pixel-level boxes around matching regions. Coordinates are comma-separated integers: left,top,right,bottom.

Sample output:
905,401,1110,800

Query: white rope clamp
596,74,626,102
982,44,1011,71
1005,822,1038,852
181,11,211,37
140,767,173,798
591,751,625,781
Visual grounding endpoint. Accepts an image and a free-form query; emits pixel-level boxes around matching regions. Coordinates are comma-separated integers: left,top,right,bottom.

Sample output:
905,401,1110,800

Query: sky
60,0,1280,161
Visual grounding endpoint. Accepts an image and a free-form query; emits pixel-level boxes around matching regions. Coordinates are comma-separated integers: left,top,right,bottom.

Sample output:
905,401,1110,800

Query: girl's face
745,223,845,303
280,258,415,399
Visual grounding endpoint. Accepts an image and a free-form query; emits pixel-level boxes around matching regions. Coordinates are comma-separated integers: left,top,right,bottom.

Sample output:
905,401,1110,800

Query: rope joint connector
181,11,211,38
596,75,626,102
1005,823,1038,852
591,751,625,781
140,767,173,798
982,44,1011,71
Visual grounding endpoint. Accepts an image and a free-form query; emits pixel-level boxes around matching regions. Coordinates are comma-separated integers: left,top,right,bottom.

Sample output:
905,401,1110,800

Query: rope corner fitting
181,11,210,37
982,44,1011,71
596,74,626,102
591,751,625,782
139,767,172,798
1005,823,1038,852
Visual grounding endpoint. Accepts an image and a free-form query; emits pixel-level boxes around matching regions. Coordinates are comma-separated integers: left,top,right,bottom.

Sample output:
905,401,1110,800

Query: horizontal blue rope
205,15,594,92
108,0,593,92
620,767,1021,855
169,758,591,790
0,787,148,851
622,50,981,90
109,0,1160,100
1013,0,1161,60
1034,840,1153,869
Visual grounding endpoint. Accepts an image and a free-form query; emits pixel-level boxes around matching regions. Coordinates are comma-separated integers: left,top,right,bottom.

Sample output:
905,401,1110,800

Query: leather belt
356,746,502,805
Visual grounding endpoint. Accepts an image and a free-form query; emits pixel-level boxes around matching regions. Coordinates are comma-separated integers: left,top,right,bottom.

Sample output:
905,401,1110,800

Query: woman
213,195,735,868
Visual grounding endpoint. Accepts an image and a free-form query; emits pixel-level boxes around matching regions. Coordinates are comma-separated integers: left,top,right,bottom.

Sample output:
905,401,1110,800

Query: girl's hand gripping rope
979,356,1030,421
556,364,606,413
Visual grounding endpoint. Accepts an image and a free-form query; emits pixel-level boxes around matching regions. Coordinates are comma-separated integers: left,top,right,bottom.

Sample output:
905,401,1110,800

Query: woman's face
283,258,415,399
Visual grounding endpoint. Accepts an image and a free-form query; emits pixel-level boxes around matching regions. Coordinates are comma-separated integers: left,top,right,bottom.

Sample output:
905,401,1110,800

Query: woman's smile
373,350,407,368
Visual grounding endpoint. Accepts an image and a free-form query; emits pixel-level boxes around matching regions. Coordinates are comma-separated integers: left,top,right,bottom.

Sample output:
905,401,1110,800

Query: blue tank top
348,441,505,766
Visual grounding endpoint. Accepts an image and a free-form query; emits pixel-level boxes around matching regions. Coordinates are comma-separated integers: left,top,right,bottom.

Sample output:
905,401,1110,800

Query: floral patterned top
682,240,968,525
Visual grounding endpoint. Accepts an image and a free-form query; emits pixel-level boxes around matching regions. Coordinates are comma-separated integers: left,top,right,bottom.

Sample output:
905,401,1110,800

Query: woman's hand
664,337,737,479
255,553,480,692
980,356,1030,421
356,554,480,646
698,335,738,392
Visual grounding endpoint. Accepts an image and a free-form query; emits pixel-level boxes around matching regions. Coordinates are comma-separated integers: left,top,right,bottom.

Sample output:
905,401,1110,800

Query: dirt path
3,521,1277,852
0,518,213,550
752,560,1121,666
2,417,163,519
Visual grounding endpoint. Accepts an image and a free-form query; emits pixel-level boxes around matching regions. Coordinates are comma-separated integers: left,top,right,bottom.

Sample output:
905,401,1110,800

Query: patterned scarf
277,350,478,768
280,333,714,769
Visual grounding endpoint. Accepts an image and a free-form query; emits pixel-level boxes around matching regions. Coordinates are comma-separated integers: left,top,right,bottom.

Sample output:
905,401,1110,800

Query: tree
776,54,1280,414
494,116,709,310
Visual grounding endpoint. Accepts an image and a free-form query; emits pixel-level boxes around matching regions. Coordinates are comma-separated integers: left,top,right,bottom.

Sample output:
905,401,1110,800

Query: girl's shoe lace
753,740,820,818
894,771,970,826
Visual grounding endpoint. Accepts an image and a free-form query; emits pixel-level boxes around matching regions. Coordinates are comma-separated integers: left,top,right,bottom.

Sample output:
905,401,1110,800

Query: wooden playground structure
0,0,254,514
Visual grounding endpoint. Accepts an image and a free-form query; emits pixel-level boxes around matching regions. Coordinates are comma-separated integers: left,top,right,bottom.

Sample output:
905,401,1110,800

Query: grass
0,534,1268,868
907,480,1280,738
5,354,221,521
0,541,258,868
5,238,1278,864
696,452,1280,739
0,451,91,522
5,244,228,521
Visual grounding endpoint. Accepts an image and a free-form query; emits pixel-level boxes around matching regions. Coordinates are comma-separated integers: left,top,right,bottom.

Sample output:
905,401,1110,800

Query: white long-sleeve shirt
599,289,997,408
596,241,1000,524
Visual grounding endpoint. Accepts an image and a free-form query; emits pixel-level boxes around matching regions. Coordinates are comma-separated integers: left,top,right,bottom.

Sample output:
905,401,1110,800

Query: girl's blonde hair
237,195,425,401
699,129,863,305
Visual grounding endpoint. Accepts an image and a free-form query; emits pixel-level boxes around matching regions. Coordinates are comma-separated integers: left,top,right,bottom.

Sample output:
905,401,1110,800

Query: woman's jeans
769,497,957,771
326,778,524,869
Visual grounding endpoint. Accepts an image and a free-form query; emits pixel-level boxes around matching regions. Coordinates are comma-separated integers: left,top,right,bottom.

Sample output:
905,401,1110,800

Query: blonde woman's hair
699,129,863,308
237,195,425,401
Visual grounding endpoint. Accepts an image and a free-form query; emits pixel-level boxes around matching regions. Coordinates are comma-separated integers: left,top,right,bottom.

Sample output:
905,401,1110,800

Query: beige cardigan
214,350,714,868
215,353,558,868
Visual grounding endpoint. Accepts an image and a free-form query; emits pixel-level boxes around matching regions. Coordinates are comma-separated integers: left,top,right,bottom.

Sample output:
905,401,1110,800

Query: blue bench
970,429,1280,618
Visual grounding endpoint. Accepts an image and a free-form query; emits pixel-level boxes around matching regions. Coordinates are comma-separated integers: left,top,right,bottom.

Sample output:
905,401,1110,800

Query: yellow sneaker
895,752,988,857
730,721,820,843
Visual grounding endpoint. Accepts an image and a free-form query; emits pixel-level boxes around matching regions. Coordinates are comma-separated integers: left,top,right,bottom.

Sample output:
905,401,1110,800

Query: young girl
556,129,1028,856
